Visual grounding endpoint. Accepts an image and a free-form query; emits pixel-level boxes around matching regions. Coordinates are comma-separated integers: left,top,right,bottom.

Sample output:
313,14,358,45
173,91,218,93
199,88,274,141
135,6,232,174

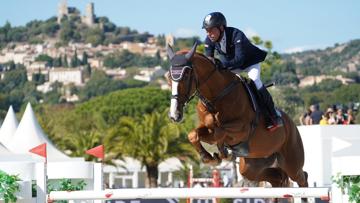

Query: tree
156,34,166,46
43,81,63,104
77,87,170,124
63,54,69,67
104,110,197,187
32,73,45,85
84,27,104,46
79,70,126,101
1,66,27,93
174,37,201,51
83,63,92,78
35,54,53,67
82,51,88,65
251,36,263,45
59,19,74,44
53,55,62,67
264,40,273,51
60,112,106,159
70,50,80,67
1,21,12,42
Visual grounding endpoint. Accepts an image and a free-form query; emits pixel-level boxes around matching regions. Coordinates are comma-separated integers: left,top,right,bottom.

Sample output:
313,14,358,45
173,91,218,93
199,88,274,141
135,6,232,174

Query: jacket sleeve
222,32,245,69
204,37,215,57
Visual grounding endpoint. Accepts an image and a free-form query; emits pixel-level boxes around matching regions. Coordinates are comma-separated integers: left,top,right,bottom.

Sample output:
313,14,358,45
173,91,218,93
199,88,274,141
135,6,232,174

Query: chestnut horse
167,43,308,188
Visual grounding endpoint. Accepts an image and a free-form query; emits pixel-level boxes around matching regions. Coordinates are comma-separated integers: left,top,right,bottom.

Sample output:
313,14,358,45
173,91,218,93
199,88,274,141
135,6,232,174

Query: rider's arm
222,31,245,69
204,37,215,57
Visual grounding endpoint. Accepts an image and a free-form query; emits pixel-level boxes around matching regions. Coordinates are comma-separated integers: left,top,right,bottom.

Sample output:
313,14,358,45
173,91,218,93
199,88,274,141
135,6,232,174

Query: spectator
326,108,337,125
299,108,312,125
319,112,330,125
335,108,345,124
309,104,323,125
345,109,356,124
222,174,232,187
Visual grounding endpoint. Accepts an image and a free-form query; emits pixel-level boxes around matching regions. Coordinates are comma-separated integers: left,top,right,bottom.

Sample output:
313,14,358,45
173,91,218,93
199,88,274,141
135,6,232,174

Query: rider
202,12,283,131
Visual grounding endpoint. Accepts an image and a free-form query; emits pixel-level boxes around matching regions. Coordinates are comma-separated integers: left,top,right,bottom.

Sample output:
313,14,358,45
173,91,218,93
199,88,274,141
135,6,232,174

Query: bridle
170,58,217,107
168,43,239,114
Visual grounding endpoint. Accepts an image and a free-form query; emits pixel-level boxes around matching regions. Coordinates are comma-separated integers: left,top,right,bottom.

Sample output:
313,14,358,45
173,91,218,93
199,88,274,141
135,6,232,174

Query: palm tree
104,109,197,187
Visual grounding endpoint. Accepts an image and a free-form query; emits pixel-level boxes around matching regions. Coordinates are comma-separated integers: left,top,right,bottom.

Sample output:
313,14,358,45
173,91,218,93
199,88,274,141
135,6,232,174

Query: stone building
57,0,95,27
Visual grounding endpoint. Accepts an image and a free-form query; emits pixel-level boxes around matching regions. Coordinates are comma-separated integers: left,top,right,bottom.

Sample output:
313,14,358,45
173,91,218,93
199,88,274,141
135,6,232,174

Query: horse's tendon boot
230,141,249,157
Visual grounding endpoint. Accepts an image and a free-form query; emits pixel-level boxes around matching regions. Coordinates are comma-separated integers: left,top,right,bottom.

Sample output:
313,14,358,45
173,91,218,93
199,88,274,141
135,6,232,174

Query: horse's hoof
200,152,214,164
207,160,221,166
201,153,221,166
202,158,219,166
213,153,222,165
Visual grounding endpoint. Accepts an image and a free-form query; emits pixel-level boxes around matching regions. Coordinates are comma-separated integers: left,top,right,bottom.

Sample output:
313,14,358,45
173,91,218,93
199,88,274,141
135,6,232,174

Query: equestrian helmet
202,12,227,29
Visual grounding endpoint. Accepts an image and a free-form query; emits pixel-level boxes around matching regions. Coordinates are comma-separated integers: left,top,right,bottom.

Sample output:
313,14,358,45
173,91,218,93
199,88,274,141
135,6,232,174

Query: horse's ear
185,42,198,60
166,44,175,60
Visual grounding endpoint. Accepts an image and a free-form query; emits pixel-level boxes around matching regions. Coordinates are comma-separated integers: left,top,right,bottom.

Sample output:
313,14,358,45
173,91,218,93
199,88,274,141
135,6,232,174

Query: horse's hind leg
259,167,290,187
289,170,309,203
258,168,292,203
239,157,286,185
289,170,308,187
279,120,308,188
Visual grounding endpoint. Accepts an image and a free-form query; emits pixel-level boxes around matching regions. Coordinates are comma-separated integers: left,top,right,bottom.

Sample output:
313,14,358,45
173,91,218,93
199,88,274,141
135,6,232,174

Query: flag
29,143,47,159
86,145,104,159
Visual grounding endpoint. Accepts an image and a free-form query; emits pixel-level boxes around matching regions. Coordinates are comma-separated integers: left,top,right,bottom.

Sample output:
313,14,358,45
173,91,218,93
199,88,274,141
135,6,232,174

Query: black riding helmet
202,12,227,29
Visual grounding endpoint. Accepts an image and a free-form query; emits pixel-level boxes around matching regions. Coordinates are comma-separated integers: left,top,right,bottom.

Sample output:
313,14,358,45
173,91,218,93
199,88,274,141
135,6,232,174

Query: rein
184,56,240,114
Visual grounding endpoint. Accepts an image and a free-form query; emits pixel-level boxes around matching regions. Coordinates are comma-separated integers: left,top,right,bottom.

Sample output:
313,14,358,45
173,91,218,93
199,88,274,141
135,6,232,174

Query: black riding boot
258,86,283,131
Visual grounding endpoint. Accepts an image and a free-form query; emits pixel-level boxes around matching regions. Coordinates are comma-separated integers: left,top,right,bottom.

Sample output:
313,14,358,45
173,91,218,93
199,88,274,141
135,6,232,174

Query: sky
0,0,359,53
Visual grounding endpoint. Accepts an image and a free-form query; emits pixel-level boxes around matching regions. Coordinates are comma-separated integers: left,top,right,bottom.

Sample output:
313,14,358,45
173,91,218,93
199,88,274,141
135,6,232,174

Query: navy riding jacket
204,27,267,70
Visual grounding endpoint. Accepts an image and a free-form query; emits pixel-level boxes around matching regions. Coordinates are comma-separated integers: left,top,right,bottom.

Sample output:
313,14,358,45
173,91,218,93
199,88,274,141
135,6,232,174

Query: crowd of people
299,104,356,125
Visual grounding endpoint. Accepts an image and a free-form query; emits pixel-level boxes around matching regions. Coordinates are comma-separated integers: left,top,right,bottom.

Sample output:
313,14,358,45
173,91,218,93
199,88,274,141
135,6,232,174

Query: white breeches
230,63,263,89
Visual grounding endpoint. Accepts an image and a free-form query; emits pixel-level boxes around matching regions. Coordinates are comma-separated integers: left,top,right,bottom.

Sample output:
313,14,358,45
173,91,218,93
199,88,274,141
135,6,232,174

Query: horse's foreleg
197,127,229,161
196,126,228,146
217,144,232,161
188,127,221,165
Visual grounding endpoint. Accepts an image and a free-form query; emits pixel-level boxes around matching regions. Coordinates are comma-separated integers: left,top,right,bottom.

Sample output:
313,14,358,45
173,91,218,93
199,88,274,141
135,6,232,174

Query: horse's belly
248,129,286,158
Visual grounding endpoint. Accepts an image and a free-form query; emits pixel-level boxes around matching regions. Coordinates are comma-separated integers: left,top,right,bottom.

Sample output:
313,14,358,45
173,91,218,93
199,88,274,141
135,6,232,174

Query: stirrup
266,123,280,132
266,117,283,132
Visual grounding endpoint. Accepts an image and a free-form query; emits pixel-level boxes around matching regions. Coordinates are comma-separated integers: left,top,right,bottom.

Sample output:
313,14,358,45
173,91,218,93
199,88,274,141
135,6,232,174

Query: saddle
227,76,282,157
238,76,280,121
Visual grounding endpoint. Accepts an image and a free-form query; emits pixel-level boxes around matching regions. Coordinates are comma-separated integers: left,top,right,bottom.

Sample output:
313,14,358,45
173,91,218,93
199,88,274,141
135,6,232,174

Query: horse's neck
193,60,220,97
193,57,239,99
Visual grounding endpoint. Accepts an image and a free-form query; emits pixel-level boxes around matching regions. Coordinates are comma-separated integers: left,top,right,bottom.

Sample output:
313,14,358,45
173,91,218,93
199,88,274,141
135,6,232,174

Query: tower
84,3,95,26
57,0,68,24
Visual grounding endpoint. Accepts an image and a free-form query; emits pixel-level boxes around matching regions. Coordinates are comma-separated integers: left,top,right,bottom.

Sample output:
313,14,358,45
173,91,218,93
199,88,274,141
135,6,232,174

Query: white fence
2,125,360,203
47,187,330,201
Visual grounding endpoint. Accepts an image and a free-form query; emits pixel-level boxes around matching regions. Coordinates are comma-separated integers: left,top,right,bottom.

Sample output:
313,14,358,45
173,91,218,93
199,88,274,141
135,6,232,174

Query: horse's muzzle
168,110,183,123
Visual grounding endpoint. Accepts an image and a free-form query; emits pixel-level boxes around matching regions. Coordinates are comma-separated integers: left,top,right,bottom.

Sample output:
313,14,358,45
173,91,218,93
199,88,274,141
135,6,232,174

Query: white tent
0,143,10,154
6,103,73,161
0,106,19,149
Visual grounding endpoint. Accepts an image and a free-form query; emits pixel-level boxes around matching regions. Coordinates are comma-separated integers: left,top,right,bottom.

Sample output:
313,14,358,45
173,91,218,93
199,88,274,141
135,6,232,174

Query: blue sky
0,0,359,53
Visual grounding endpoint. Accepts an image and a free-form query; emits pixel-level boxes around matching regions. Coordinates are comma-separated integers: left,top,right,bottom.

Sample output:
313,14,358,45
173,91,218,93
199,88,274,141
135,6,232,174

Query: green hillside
282,39,360,77
0,16,151,48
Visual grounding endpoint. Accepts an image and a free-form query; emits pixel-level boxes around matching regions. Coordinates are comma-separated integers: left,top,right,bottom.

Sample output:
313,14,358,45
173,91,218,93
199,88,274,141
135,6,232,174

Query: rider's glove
214,58,225,70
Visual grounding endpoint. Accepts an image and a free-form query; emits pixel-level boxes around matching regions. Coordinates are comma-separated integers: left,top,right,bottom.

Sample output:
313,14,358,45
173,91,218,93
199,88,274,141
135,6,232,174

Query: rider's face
205,27,221,42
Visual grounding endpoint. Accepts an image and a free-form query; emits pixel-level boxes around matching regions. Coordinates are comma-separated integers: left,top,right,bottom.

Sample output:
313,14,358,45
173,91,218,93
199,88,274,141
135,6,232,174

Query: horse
167,43,308,189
